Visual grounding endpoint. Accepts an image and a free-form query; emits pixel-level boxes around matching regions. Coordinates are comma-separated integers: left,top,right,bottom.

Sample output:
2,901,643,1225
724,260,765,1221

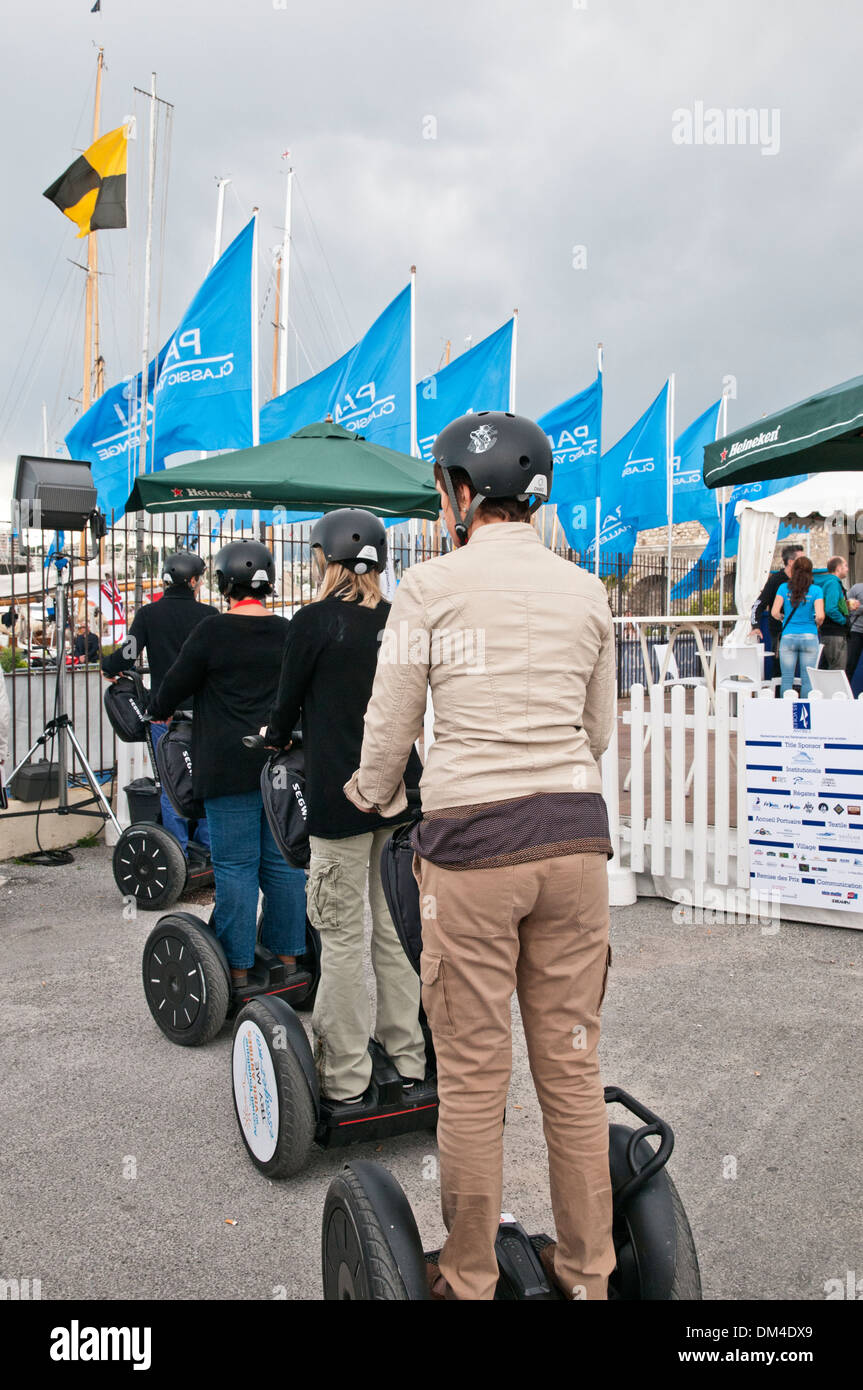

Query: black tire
293,920,321,1013
231,999,316,1179
610,1170,702,1301
114,824,188,911
322,1165,427,1301
666,1175,702,1300
142,915,230,1047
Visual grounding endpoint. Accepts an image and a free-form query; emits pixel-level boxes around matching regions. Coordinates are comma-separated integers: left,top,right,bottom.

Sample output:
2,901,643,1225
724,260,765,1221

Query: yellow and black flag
43,124,127,237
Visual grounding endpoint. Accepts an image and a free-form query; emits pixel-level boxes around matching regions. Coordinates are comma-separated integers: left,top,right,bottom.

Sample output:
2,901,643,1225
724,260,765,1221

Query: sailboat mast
277,166,293,397
82,47,104,412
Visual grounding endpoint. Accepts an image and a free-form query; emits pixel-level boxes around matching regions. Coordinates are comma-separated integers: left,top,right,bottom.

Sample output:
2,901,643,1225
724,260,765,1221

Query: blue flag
670,472,809,600
150,218,255,465
586,504,638,571
65,348,167,518
672,400,722,526
539,371,603,549
261,285,411,453
600,380,669,531
416,318,513,461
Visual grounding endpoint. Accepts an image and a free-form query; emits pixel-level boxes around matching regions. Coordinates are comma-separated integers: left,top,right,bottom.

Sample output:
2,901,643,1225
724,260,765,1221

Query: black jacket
267,596,421,839
148,611,291,801
102,586,218,702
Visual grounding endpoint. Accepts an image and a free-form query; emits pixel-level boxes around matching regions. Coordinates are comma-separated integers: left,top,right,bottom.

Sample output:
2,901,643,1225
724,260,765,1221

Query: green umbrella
124,420,441,519
703,373,863,489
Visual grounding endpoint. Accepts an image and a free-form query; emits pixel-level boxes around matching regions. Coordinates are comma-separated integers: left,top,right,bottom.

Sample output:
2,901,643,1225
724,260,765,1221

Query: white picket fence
602,682,863,929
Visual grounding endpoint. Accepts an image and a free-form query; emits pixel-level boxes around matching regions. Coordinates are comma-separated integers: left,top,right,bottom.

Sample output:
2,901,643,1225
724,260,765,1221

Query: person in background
266,509,426,1105
103,551,216,854
73,623,100,664
750,544,805,677
844,574,863,684
812,556,850,670
772,554,824,698
148,541,307,988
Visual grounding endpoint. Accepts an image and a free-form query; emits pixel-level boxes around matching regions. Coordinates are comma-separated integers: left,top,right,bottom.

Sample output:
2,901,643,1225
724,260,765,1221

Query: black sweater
149,611,291,801
267,596,421,839
102,587,218,700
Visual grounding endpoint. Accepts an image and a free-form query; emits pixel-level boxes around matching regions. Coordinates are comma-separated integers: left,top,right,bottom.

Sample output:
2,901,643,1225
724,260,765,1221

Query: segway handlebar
243,728,303,751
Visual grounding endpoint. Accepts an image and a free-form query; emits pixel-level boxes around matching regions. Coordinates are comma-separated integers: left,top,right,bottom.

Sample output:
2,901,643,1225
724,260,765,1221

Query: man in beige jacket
345,411,616,1300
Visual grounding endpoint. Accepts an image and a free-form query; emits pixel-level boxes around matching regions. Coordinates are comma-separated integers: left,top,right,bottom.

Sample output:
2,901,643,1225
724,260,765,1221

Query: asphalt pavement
0,843,859,1301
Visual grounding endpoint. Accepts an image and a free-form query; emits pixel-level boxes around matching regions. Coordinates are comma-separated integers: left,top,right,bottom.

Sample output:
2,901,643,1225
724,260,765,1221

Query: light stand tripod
7,535,121,844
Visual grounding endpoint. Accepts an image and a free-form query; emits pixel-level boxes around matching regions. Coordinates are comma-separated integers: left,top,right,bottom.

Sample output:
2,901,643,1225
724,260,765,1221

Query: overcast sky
2,0,863,514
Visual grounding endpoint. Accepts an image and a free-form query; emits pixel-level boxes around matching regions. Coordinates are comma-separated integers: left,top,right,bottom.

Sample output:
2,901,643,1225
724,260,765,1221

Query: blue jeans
149,720,210,854
204,790,307,970
778,632,820,697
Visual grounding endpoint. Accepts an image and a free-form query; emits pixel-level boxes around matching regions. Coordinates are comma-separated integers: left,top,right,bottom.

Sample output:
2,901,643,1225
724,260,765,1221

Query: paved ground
0,843,859,1301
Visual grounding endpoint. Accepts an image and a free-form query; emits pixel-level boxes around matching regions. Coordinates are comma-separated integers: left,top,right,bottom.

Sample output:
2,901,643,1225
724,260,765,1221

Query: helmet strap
444,471,483,546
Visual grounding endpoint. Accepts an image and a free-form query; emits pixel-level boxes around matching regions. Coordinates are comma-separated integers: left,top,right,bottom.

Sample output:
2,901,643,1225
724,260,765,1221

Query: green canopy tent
124,421,441,519
703,372,863,489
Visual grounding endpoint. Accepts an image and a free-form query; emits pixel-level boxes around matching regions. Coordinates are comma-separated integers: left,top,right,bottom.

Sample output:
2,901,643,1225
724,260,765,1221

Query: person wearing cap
103,551,217,853
149,541,307,987
265,510,427,1105
345,412,617,1301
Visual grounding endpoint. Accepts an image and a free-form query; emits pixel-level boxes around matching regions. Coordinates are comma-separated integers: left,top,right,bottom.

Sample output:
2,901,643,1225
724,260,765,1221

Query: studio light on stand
7,455,121,858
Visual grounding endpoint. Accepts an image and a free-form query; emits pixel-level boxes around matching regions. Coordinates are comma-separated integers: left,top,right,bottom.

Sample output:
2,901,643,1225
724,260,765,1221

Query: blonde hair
313,553,382,609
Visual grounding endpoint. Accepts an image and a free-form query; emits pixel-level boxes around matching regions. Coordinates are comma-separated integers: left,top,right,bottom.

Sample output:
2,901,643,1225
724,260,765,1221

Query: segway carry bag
104,672,150,743
154,718,203,821
261,746,310,869
380,817,423,976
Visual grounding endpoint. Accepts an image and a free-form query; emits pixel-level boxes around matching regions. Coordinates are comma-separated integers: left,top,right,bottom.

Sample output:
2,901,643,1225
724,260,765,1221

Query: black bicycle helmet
310,508,387,575
213,539,276,597
162,550,205,587
432,410,554,543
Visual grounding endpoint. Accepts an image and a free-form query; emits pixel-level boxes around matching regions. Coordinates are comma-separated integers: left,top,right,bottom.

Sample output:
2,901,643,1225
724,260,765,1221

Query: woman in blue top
771,554,824,697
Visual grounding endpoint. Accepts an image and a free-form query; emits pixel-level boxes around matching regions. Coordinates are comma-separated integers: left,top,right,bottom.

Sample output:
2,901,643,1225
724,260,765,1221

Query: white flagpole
665,373,675,616
594,342,603,577
212,178,230,269
277,167,293,398
251,207,261,535
509,308,518,412
134,72,158,612
718,391,729,640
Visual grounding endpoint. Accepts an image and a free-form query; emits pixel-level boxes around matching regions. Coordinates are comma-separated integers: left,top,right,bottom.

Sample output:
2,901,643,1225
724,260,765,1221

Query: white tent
727,471,863,644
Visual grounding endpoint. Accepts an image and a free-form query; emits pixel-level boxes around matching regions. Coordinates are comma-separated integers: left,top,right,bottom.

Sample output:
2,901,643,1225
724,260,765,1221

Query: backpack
103,672,149,743
260,747,310,869
154,718,202,821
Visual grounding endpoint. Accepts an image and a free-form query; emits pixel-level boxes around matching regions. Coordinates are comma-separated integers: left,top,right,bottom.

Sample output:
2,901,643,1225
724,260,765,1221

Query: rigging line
293,189,349,358
51,277,89,430
294,174,354,342
0,236,69,435
290,244,340,366
4,266,80,448
150,101,173,473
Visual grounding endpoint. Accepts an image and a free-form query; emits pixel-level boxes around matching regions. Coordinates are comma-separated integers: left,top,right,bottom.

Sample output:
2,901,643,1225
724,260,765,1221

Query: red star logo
720,448,728,461
171,488,183,497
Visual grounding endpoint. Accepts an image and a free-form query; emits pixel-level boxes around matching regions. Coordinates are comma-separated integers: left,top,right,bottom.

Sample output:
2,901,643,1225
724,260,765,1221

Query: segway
105,674,214,911
141,729,321,1048
231,770,437,1179
319,822,702,1301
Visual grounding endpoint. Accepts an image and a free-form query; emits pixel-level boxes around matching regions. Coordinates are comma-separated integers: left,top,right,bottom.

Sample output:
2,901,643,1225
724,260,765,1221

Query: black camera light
13,454,99,532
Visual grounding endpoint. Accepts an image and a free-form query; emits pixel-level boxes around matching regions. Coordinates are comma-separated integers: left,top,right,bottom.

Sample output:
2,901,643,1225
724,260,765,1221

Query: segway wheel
114,824,188,912
142,915,230,1047
610,1171,702,1301
231,999,316,1179
322,1162,430,1301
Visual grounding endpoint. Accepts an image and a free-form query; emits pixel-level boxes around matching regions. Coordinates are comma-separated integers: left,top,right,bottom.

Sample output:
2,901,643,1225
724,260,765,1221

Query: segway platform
321,1089,702,1301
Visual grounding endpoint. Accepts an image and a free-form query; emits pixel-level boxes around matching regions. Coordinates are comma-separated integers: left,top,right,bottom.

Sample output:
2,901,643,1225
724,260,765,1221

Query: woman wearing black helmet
149,540,306,985
265,509,426,1104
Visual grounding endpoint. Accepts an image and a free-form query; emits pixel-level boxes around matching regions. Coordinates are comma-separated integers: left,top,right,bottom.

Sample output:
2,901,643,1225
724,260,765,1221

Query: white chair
651,643,709,691
806,667,853,700
715,644,774,695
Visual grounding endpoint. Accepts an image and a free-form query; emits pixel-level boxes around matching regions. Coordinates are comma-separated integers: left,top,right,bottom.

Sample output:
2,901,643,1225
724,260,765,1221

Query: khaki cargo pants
308,828,427,1100
415,851,615,1301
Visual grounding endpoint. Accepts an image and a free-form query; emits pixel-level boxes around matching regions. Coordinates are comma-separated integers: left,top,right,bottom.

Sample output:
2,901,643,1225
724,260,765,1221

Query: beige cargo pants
414,850,615,1301
308,828,427,1100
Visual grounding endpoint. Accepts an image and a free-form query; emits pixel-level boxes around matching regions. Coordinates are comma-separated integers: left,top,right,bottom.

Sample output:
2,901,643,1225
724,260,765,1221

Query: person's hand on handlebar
242,726,292,752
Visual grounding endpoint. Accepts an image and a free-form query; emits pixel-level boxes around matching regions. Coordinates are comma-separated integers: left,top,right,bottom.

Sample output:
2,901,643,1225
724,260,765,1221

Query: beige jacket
344,522,615,818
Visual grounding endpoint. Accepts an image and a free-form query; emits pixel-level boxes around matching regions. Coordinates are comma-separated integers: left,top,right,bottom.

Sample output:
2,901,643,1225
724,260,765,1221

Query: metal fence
1,514,735,768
